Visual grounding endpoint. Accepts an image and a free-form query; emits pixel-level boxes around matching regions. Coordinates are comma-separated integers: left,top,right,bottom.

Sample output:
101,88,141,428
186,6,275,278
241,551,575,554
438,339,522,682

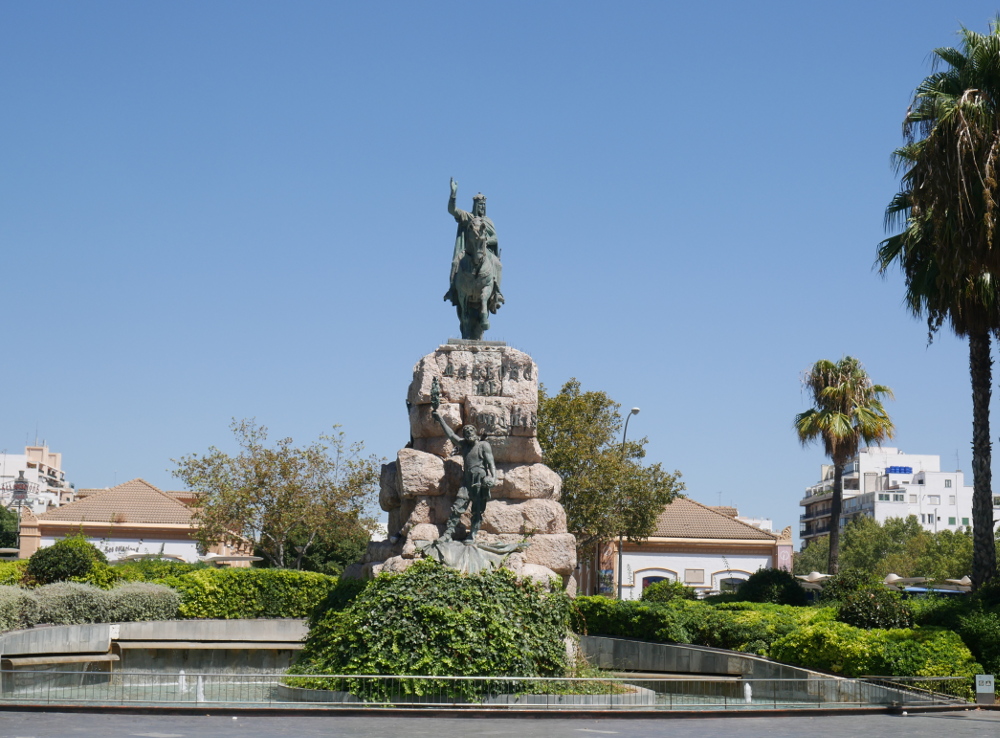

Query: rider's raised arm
448,178,469,223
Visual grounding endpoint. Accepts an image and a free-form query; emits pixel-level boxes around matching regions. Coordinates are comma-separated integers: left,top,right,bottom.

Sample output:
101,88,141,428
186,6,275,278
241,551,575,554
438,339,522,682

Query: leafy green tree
537,379,684,553
840,515,923,577
0,506,18,549
172,419,381,569
795,358,895,574
793,536,830,575
878,20,1000,589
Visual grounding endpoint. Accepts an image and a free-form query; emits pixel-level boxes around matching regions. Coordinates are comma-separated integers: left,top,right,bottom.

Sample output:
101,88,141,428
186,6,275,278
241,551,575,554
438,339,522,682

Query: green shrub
956,610,1000,676
640,579,696,603
574,596,705,643
770,621,979,697
308,577,368,626
157,567,337,619
0,560,27,586
733,568,808,606
106,583,180,622
819,570,883,604
34,582,109,624
0,586,39,631
837,588,913,629
26,535,107,585
909,594,971,627
289,560,573,700
112,559,206,581
696,602,834,656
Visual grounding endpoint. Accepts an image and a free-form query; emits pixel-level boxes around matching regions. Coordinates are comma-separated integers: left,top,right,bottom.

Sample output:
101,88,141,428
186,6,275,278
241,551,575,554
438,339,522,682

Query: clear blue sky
2,1,997,544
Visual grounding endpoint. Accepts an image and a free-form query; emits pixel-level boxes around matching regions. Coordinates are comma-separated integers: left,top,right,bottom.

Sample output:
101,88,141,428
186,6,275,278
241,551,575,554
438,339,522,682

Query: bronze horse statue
449,217,503,340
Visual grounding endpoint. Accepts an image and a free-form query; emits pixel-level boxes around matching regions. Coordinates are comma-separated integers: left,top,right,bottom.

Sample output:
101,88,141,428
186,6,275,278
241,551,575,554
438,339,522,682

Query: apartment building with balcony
0,445,75,515
799,447,995,550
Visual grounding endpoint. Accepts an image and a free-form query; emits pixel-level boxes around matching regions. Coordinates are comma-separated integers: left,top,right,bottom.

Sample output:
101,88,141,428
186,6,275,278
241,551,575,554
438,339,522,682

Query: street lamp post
617,407,640,600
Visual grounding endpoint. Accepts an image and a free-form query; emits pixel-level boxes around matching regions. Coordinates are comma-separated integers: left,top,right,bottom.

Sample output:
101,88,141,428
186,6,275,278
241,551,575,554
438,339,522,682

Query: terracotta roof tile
710,506,739,517
38,479,193,525
652,498,778,540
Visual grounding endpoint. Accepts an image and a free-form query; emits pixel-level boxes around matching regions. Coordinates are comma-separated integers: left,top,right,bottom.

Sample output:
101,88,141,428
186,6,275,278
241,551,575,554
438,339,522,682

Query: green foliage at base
157,567,337,619
836,588,913,629
26,535,107,585
0,586,39,631
732,568,808,606
769,621,979,698
639,579,696,603
289,560,574,700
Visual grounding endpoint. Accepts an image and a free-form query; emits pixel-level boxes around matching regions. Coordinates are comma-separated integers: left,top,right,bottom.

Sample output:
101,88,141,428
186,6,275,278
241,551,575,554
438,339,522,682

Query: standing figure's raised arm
432,409,462,445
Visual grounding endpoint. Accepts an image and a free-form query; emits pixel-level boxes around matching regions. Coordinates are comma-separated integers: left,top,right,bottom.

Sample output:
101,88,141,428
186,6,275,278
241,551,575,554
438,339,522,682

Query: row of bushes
577,596,832,655
575,595,980,696
0,582,179,631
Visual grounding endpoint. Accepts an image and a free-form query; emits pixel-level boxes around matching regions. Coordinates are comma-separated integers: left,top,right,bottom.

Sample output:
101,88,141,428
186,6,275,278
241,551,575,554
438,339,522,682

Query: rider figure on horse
444,178,504,339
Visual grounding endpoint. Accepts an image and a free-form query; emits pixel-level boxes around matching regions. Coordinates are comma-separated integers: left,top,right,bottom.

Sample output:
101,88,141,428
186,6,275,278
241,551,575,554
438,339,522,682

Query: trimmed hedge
769,621,980,698
34,582,108,624
106,583,179,622
0,586,39,631
574,596,705,643
575,597,835,657
0,560,27,586
157,567,338,619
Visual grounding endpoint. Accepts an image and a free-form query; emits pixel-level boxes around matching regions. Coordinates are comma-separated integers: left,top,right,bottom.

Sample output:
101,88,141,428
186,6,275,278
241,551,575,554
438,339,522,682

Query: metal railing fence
0,669,969,711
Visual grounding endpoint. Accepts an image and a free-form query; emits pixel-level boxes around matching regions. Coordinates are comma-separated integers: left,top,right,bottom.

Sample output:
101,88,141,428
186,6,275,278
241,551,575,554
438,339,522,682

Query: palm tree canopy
795,357,895,464
887,20,1000,284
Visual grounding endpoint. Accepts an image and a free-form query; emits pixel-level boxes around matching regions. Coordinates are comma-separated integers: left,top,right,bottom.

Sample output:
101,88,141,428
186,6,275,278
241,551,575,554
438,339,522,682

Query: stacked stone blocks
361,343,577,590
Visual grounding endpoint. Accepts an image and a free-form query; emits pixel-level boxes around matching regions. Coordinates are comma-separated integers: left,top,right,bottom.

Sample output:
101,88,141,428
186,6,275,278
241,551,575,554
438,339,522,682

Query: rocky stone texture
359,343,577,594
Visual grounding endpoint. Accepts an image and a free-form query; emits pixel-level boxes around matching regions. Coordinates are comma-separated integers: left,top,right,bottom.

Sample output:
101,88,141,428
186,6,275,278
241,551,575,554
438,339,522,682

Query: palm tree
795,357,894,574
880,20,1000,589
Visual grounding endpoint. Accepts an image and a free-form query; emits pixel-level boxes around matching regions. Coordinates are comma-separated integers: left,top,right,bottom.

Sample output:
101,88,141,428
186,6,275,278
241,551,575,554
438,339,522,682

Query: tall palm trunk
827,460,845,575
970,330,996,590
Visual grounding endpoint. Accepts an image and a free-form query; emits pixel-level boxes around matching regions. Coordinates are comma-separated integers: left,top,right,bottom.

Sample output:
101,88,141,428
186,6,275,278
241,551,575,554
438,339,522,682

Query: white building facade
800,447,994,549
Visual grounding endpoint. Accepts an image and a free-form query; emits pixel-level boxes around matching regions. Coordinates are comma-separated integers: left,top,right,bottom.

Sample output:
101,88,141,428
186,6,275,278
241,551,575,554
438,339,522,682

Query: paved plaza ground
0,710,999,738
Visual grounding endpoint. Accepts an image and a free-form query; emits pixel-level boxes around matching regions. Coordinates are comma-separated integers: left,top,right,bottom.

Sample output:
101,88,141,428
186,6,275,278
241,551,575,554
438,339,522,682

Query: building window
719,578,744,594
963,517,970,526
920,514,926,524
949,496,956,505
909,494,917,503
949,517,957,525
878,493,890,501
927,495,941,505
684,569,704,584
945,479,953,488
893,494,905,502
994,496,1000,507
642,576,666,591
